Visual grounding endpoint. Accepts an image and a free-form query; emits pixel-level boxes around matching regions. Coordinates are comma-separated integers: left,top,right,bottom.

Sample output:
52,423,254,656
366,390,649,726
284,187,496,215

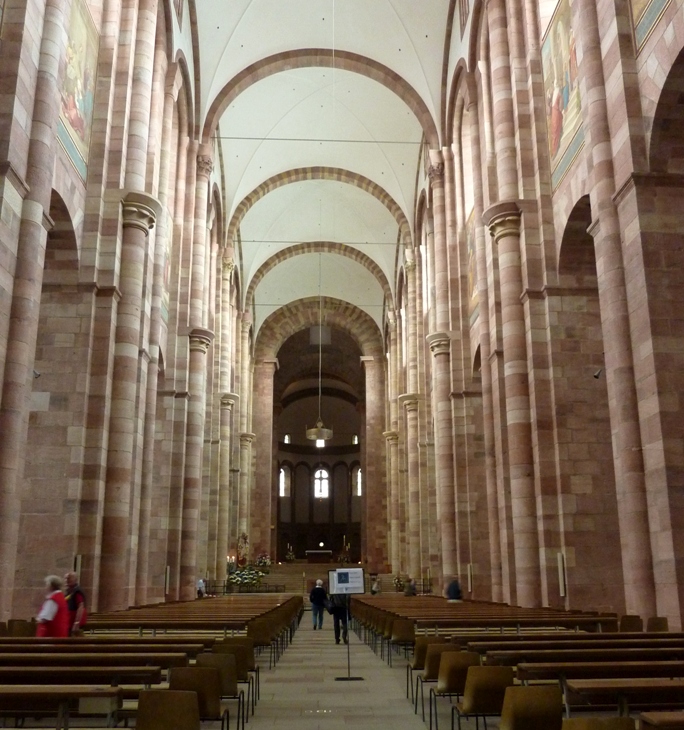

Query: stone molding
188,327,214,353
0,160,29,199
383,430,399,443
222,257,236,278
258,357,279,370
94,285,122,302
612,171,684,208
240,432,255,445
426,331,451,356
404,257,416,272
220,392,239,410
450,389,483,400
482,200,522,244
121,191,163,235
398,392,420,411
175,391,191,401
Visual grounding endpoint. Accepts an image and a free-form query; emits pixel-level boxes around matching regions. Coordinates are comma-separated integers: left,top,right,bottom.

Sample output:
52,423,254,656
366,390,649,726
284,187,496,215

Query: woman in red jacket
36,575,70,637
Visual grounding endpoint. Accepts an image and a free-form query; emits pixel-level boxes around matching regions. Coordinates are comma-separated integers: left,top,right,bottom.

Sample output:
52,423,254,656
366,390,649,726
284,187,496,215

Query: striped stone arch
244,242,393,309
254,297,384,361
226,166,411,246
202,48,439,147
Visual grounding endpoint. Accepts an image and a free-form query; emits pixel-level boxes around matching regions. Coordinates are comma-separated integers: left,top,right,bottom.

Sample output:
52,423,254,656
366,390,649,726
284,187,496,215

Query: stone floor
247,613,492,730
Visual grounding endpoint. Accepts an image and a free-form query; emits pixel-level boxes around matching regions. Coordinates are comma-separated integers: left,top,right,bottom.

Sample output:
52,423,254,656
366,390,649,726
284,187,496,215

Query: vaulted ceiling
192,0,458,339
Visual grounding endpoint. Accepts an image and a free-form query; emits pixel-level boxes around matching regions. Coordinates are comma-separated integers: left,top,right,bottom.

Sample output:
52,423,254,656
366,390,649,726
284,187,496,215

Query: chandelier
306,254,333,442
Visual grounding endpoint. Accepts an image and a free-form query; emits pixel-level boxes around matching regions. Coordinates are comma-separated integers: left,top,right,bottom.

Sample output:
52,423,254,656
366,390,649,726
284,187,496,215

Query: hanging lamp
306,254,333,442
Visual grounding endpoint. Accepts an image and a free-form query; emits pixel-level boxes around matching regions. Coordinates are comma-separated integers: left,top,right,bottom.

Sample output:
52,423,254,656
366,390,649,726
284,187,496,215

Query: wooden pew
0,685,122,730
485,647,684,666
641,712,684,729
517,660,684,683
0,636,217,650
0,651,189,668
565,678,684,717
0,642,206,658
469,638,684,658
0,665,163,686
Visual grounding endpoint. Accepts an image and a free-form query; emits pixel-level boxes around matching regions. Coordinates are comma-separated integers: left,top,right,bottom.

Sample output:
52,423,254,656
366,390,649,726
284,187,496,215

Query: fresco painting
542,0,583,188
58,0,98,179
630,0,672,48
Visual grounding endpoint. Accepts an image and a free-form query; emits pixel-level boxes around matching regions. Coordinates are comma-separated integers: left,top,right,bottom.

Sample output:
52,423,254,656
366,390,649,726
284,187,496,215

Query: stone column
252,358,278,557
217,394,238,578
575,0,654,618
100,193,161,611
469,99,502,601
179,148,214,599
482,202,540,607
384,310,401,571
0,0,67,621
362,355,386,571
426,153,458,580
238,433,255,541
400,394,421,580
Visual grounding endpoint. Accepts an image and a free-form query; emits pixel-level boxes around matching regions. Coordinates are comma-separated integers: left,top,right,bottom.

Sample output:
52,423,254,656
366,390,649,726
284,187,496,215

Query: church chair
169,666,230,730
407,636,450,702
428,650,480,730
452,665,515,730
415,644,460,720
619,614,644,632
646,616,669,632
215,637,260,701
136,690,200,730
387,618,415,667
498,684,563,730
195,653,245,730
212,643,255,717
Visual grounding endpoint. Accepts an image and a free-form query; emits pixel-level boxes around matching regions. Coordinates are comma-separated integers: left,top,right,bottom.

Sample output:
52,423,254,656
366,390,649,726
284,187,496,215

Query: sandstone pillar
238,433,255,543
179,148,214,599
426,153,458,580
575,0,655,618
0,0,67,621
252,358,278,557
483,202,540,606
362,355,386,571
100,193,161,611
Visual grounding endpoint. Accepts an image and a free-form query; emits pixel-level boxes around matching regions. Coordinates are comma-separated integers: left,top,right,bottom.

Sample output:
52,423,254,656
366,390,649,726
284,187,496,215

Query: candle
343,534,346,547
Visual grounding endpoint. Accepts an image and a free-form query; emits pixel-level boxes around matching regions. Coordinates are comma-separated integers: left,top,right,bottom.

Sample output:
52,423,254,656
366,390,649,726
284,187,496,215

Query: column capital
222,257,236,279
121,191,163,235
426,331,451,356
482,200,521,244
428,162,445,185
189,327,214,353
220,392,240,410
257,357,279,371
240,432,255,445
383,430,399,443
398,392,420,411
197,143,214,178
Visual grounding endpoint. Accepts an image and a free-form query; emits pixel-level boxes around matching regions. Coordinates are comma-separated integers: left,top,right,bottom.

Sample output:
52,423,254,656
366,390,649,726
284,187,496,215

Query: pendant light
306,253,333,442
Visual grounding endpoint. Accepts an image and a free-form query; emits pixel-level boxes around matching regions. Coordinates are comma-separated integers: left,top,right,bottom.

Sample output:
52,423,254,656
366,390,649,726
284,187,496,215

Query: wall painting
541,0,584,189
630,0,672,49
57,0,98,180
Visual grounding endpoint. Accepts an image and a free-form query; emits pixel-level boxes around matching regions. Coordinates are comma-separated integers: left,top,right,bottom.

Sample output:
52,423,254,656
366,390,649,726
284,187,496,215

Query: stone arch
649,46,684,173
202,49,440,147
254,297,383,361
445,60,476,147
244,242,392,310
557,194,595,278
173,49,195,137
44,190,79,281
226,166,411,247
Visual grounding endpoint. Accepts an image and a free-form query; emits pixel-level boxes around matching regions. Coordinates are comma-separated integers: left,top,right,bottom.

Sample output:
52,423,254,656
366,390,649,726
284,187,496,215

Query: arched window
279,465,291,497
314,468,329,498
283,433,291,444
356,467,363,496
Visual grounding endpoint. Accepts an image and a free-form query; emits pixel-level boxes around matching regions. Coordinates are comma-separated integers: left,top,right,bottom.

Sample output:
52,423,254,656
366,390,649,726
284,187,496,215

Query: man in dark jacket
309,579,327,630
330,593,349,644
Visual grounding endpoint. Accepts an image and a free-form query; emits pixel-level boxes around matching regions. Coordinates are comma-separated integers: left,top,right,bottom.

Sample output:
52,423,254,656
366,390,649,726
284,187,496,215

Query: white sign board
328,568,365,595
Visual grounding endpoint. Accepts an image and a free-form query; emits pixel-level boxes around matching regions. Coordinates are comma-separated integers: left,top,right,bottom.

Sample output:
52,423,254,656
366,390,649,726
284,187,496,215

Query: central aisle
250,612,430,730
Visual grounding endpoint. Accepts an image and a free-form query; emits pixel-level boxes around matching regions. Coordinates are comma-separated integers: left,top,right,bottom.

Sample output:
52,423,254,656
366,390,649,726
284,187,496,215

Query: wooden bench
0,643,206,657
565,678,684,717
0,685,122,730
0,665,163,686
0,651,189,669
0,636,217,650
517,660,684,683
641,712,684,728
485,647,684,665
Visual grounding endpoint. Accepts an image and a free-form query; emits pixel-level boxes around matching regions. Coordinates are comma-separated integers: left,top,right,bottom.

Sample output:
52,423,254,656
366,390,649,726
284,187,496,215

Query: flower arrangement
228,566,264,586
336,550,350,565
255,553,271,568
285,548,295,562
393,574,405,592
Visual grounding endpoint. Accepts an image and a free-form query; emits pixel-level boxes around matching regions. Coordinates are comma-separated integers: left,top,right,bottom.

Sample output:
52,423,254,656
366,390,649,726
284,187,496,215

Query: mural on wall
630,0,672,48
542,0,584,189
466,209,479,326
57,0,98,180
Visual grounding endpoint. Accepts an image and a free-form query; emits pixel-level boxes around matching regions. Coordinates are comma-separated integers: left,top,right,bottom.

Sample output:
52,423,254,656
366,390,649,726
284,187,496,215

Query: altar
305,549,333,563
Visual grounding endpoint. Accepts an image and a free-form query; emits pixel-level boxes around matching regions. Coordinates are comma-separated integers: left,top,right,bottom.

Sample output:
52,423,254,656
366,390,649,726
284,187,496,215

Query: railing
205,580,286,595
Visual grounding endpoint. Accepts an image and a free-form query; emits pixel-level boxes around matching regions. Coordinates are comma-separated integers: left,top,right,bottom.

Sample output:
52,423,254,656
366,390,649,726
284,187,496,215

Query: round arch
202,48,440,147
245,241,393,310
254,296,384,361
226,166,412,247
